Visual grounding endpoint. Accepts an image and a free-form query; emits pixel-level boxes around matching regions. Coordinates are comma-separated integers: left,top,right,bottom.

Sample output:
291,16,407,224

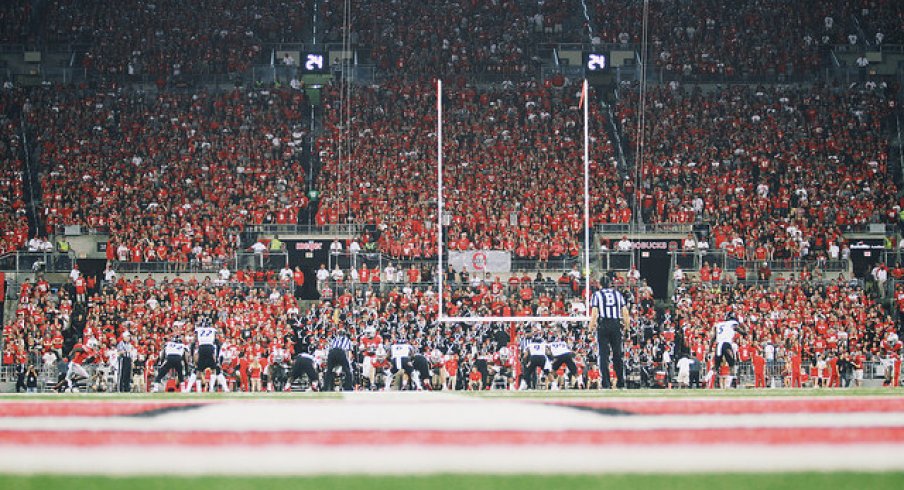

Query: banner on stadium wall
448,250,511,273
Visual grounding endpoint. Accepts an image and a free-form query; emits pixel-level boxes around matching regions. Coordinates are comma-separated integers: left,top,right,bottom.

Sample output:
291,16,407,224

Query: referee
590,274,630,389
323,329,353,391
116,331,135,393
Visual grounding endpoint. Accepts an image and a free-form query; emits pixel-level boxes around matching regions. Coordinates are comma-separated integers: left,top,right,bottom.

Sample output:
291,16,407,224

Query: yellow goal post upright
433,79,595,380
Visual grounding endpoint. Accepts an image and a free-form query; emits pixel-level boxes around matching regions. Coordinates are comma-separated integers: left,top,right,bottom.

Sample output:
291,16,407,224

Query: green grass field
3,473,903,490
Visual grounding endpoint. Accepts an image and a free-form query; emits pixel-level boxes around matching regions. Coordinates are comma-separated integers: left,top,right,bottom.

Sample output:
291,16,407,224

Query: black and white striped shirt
330,336,352,352
591,288,627,320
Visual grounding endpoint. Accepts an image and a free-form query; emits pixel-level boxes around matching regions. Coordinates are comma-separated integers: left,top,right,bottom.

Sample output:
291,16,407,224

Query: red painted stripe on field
544,398,904,415
2,427,903,447
0,402,203,417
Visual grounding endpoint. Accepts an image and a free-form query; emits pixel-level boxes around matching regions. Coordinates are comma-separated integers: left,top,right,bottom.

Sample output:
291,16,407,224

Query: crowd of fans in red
319,0,576,79
590,0,900,78
673,278,897,364
315,77,629,260
0,89,28,257
2,264,900,390
0,0,902,392
38,0,307,76
0,0,31,44
616,83,899,262
26,85,310,264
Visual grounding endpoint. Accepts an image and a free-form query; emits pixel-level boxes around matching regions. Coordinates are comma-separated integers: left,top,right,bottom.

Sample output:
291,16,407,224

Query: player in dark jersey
186,318,228,392
520,325,548,390
286,346,321,391
153,335,188,392
389,338,416,390
548,328,579,389
411,346,433,391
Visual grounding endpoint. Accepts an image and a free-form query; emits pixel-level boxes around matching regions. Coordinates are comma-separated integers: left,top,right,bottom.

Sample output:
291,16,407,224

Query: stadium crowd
3,259,901,391
616,83,898,263
0,0,901,395
0,0,31,44
25,85,310,264
315,77,628,260
320,0,577,79
39,0,308,76
590,0,901,78
0,89,28,257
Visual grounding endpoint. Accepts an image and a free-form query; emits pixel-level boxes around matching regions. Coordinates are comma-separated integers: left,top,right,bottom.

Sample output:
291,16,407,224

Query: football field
1,389,902,489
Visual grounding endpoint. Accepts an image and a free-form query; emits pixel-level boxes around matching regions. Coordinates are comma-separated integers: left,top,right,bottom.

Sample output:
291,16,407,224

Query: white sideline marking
0,444,902,475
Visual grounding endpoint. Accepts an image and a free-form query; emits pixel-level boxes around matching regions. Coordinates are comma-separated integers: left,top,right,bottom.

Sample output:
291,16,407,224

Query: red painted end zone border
2,427,903,447
543,398,904,415
0,402,204,417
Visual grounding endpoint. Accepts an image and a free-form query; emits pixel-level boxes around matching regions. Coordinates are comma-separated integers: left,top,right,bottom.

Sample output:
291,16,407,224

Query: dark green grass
3,473,903,490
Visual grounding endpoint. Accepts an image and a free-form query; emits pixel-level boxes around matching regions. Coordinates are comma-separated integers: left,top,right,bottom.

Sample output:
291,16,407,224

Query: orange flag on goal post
578,81,586,110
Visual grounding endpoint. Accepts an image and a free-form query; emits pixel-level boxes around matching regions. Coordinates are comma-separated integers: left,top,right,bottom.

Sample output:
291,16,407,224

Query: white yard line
1,444,902,475
0,399,902,432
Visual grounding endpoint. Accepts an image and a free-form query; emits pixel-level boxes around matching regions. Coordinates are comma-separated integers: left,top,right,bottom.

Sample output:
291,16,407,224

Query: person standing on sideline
323,329,354,391
590,274,630,389
116,331,136,393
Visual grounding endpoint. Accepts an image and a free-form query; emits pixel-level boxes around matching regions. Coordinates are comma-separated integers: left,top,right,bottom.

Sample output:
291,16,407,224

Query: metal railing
593,250,634,271
54,224,109,237
595,223,703,235
111,252,289,275
670,249,849,274
725,258,849,274
243,223,366,237
0,251,73,273
324,250,587,278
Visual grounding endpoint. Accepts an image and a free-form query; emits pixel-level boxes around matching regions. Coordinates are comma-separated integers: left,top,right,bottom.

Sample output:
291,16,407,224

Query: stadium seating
615,83,898,260
0,0,30,44
40,0,308,75
591,0,855,79
27,85,310,262
319,0,577,78
315,78,622,259
0,89,28,256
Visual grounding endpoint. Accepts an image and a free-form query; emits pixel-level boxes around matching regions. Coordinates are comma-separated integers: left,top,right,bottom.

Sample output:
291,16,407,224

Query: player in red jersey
64,338,97,391
359,326,384,390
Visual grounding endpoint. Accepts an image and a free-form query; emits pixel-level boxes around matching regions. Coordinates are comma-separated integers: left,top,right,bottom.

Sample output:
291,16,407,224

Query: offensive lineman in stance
548,327,580,389
389,336,416,390
286,346,321,391
521,325,548,390
186,317,229,392
153,335,188,392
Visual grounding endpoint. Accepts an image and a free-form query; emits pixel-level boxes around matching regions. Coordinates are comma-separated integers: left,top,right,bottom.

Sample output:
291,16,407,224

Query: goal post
435,78,594,326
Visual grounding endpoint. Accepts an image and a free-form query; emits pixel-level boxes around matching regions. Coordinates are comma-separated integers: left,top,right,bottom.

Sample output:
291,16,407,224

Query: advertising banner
448,250,511,273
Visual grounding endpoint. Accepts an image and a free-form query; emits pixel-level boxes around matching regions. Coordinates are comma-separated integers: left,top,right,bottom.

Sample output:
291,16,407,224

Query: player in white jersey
389,339,416,390
186,318,229,393
521,325,548,390
268,342,290,391
153,335,188,392
712,312,746,388
548,328,580,389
